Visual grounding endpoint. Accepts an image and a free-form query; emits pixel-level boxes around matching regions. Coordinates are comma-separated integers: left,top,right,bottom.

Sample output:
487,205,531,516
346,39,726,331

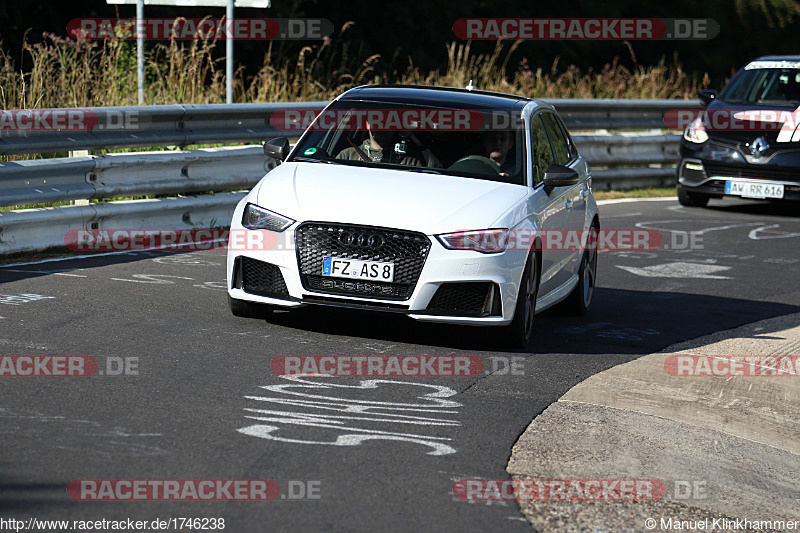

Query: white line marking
0,239,228,268
0,269,87,277
599,212,643,218
597,197,676,205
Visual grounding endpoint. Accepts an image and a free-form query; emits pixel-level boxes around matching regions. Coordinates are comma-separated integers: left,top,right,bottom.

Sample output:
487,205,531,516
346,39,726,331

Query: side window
554,115,578,161
530,115,554,185
541,113,570,165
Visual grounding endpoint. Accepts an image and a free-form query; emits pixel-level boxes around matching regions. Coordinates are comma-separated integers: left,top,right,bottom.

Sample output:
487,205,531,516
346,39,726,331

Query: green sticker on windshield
303,147,317,155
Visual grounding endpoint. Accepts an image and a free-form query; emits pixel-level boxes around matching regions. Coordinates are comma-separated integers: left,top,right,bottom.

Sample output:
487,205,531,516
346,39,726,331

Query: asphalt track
0,197,798,532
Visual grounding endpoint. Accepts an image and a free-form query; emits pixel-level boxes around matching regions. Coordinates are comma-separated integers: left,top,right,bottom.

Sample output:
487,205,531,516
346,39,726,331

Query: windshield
288,100,526,185
722,64,800,105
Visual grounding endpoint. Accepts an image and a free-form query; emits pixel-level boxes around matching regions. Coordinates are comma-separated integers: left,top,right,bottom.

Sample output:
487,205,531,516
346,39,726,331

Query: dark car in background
677,56,800,207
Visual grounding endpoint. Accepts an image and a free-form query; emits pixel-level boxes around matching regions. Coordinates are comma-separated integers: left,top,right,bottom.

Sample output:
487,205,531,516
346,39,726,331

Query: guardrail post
69,150,92,206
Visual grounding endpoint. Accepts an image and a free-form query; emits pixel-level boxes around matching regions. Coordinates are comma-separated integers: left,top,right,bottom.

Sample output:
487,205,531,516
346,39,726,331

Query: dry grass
1,25,706,110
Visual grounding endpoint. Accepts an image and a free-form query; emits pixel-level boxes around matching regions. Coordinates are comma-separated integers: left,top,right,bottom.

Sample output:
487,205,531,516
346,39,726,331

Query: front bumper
226,207,529,327
678,139,800,200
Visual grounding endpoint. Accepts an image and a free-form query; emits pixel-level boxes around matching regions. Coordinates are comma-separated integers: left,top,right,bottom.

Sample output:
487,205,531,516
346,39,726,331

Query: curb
507,312,800,532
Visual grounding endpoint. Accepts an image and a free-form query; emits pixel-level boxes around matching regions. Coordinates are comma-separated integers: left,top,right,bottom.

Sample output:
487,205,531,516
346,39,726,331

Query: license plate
322,257,394,282
725,179,784,199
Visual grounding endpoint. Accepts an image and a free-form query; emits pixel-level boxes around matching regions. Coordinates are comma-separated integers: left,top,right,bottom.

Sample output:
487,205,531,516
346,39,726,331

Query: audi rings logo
338,231,385,249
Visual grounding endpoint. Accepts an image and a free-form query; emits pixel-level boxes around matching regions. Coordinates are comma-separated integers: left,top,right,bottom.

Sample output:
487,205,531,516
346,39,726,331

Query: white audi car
227,85,599,347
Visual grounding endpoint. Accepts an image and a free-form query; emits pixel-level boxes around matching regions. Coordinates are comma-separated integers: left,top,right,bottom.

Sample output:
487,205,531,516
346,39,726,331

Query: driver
337,119,424,166
482,130,515,175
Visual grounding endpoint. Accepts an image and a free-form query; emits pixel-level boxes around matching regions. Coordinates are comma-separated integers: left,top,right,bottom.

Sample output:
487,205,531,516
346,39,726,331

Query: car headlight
242,203,294,232
437,229,509,253
683,116,708,144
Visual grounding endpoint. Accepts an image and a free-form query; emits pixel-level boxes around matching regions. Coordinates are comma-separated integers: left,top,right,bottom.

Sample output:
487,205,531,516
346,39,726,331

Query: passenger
337,119,424,166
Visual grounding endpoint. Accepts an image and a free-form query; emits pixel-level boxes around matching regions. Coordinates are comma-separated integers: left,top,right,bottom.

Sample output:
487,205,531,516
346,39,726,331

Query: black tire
503,252,539,349
228,294,273,319
561,228,598,316
677,186,710,207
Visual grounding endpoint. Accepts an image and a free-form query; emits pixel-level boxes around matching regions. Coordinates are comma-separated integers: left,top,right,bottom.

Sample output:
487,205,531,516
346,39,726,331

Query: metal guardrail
0,192,246,256
0,99,697,155
0,102,325,155
0,99,697,255
0,146,275,207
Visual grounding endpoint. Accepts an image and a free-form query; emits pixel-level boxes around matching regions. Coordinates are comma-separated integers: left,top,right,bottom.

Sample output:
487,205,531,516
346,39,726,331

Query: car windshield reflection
290,102,526,185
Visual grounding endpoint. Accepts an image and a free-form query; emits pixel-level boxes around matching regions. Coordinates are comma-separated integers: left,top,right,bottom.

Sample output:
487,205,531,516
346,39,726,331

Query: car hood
705,100,800,146
252,162,528,234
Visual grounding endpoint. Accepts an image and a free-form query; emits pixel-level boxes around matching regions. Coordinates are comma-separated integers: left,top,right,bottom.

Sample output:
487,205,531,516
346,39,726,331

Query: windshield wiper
333,159,443,173
291,156,334,164
756,99,799,106
404,167,442,174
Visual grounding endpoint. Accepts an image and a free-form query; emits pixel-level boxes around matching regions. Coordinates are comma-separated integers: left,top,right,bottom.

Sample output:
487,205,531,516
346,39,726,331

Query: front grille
704,163,800,182
426,282,496,316
240,257,290,298
295,222,431,301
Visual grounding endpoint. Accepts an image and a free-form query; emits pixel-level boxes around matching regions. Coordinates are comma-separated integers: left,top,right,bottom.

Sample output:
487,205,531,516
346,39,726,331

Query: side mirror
543,164,579,192
263,137,290,162
698,89,717,107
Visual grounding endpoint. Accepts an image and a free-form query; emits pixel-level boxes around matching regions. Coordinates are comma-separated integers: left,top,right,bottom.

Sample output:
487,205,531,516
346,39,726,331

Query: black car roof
337,85,534,111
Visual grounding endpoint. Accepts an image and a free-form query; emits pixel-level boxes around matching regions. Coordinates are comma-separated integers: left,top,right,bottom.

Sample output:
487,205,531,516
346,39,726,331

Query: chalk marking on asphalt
239,377,462,455
635,220,765,235
238,424,457,455
553,322,660,341
152,255,221,266
748,224,800,240
110,274,195,284
0,293,57,305
616,262,732,279
193,281,227,290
